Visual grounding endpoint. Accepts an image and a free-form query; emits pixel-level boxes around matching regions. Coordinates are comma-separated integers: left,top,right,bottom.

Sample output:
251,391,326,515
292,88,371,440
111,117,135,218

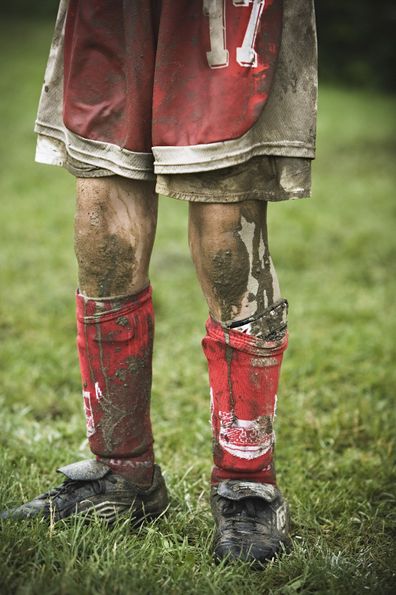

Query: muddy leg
189,200,287,485
188,200,280,324
74,177,158,487
75,176,158,297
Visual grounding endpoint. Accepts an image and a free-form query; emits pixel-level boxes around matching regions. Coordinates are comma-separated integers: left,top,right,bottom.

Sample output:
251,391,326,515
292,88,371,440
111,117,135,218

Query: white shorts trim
152,138,314,174
35,123,154,180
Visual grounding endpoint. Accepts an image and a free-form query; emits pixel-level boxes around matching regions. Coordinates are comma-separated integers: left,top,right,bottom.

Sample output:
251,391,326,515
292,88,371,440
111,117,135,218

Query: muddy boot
211,480,290,566
1,460,168,523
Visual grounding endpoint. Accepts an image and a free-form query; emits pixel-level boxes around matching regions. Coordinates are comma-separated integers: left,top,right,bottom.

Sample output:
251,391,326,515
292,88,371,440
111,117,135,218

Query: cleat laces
220,497,263,519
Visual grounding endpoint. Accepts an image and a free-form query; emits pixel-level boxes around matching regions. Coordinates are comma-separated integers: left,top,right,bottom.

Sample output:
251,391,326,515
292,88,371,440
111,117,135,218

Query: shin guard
202,300,288,485
76,285,155,486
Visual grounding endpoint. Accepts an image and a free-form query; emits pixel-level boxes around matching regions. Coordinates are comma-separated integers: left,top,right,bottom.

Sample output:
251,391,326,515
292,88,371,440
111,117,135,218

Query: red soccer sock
202,317,288,485
76,285,155,487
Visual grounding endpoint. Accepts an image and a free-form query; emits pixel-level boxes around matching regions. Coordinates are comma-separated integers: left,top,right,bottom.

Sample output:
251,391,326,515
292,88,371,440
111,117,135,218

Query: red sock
76,285,155,486
202,317,288,485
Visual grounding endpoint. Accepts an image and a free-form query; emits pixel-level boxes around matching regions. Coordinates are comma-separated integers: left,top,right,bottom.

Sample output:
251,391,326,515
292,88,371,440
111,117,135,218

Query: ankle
211,464,276,486
96,455,154,488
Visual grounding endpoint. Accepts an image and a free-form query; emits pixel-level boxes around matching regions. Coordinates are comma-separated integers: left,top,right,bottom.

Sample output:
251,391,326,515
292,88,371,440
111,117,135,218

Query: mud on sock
202,300,288,485
76,285,155,487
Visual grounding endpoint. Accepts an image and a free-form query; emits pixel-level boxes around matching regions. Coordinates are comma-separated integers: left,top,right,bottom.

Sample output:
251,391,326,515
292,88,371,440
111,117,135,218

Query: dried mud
189,200,281,329
75,177,157,297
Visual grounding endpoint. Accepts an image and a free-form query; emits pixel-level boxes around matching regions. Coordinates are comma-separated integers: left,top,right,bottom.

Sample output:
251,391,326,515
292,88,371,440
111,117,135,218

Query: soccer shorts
35,0,317,202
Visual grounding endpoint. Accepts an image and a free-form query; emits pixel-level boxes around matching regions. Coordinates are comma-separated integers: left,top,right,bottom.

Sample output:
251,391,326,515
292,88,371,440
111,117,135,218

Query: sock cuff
76,284,152,324
204,315,288,356
227,298,288,341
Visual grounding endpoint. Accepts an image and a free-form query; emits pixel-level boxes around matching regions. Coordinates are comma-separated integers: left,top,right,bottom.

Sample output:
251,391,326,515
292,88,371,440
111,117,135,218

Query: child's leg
74,176,159,487
189,200,287,484
189,200,289,563
1,176,169,522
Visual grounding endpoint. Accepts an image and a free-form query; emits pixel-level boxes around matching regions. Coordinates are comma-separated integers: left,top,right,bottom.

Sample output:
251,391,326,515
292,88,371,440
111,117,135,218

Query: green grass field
0,19,395,595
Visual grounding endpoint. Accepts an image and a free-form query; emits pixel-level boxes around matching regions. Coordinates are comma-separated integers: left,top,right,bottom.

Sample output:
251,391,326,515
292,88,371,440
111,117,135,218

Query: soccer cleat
211,480,290,566
0,459,168,523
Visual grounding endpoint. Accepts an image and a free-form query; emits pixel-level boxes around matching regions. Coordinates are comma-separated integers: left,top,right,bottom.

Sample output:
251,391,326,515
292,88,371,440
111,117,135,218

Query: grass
0,18,396,595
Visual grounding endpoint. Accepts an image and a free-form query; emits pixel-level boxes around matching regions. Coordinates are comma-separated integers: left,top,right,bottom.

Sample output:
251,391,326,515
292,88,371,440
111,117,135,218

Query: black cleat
1,459,168,524
211,480,290,567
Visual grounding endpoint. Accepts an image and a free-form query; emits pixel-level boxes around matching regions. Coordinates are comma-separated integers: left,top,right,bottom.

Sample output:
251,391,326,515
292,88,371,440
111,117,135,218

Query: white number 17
203,0,266,69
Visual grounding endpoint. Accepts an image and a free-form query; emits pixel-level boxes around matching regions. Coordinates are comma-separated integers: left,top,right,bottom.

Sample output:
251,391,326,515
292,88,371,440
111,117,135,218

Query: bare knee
75,177,158,297
189,201,280,321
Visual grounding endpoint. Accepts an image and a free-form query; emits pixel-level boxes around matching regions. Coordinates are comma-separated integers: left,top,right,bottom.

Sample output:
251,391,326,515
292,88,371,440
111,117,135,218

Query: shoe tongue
57,460,111,481
216,480,278,502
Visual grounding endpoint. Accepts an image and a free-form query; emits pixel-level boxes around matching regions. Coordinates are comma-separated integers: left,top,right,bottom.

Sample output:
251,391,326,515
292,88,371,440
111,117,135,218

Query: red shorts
65,0,283,152
35,0,317,201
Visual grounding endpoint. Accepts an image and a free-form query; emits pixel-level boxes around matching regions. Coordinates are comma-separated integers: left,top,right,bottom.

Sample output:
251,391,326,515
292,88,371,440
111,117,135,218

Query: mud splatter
235,203,282,335
76,231,136,298
116,316,130,327
75,177,158,297
251,357,278,367
189,201,281,328
211,243,250,321
224,330,235,410
94,330,152,454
